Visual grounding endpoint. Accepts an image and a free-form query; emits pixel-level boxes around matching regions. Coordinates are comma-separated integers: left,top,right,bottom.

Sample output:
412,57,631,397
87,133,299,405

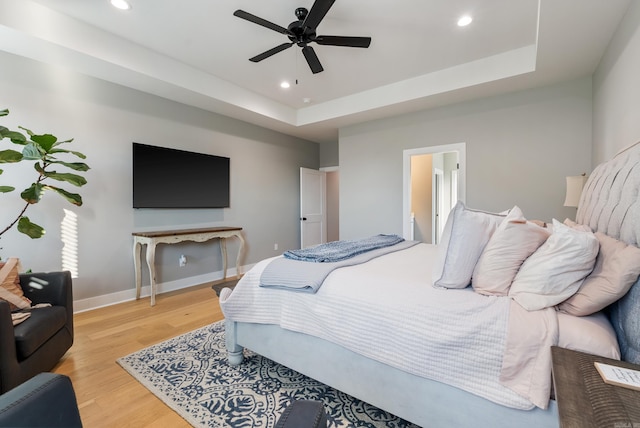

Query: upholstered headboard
576,141,640,364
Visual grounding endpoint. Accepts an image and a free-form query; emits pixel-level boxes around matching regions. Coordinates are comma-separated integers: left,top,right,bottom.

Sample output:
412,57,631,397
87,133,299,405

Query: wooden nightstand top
551,346,640,428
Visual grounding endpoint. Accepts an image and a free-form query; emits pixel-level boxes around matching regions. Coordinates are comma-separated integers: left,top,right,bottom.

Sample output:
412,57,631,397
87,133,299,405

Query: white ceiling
0,0,632,144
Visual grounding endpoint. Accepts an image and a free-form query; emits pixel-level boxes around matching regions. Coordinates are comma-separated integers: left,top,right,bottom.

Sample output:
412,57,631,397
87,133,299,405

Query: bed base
226,320,558,428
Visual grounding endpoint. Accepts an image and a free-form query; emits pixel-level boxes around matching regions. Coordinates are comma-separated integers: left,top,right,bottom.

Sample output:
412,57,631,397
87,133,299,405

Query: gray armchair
0,271,74,393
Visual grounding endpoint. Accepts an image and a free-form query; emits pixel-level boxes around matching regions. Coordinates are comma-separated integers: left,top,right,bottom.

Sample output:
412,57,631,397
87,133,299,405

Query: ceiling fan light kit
234,0,371,74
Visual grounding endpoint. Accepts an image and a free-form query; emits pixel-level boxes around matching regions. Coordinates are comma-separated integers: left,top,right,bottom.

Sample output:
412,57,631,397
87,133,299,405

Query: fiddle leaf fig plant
0,108,90,242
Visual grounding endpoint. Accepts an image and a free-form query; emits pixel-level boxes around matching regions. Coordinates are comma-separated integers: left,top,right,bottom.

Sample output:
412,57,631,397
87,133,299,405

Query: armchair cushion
14,307,67,360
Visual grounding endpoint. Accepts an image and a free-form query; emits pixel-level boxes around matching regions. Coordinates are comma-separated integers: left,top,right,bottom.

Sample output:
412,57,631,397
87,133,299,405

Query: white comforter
220,243,538,409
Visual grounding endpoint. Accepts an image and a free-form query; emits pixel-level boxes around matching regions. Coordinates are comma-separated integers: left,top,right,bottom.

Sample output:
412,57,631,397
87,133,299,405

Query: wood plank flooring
53,282,225,427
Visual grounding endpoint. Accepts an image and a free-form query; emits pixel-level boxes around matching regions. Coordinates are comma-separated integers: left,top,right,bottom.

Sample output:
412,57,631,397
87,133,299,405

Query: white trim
403,143,466,240
432,168,444,244
73,263,254,313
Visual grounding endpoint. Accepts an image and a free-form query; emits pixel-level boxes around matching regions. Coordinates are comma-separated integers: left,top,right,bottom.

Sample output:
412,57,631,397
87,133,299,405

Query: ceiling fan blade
315,35,371,48
302,0,336,30
233,10,289,34
249,43,294,62
302,45,324,74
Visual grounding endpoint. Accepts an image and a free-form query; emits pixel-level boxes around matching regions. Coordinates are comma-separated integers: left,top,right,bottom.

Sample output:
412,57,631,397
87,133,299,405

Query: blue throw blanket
261,240,418,293
283,234,405,263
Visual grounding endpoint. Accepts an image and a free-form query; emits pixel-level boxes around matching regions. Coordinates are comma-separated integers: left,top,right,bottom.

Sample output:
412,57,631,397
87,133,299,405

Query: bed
220,141,640,428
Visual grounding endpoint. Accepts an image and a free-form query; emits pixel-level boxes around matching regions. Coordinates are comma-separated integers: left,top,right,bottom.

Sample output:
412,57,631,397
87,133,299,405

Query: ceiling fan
233,0,372,74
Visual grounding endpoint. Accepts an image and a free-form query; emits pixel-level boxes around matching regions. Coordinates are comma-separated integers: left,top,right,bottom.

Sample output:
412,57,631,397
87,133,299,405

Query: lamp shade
564,175,588,207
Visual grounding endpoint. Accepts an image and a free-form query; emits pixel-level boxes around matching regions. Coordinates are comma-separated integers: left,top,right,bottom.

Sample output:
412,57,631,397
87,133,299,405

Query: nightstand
551,346,640,428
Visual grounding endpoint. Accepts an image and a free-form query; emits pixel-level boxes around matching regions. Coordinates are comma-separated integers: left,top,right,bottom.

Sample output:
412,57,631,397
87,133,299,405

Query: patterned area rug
117,320,419,428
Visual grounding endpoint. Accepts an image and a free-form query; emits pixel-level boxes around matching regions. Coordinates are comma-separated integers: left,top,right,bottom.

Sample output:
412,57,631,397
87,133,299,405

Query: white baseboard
73,264,254,313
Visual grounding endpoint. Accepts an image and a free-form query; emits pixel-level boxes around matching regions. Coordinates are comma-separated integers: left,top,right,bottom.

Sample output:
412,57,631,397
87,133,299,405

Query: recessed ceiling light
457,15,472,27
280,81,291,89
110,0,131,10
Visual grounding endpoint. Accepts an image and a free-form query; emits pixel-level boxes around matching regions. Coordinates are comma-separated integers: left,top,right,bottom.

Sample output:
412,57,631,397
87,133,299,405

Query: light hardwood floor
53,282,225,427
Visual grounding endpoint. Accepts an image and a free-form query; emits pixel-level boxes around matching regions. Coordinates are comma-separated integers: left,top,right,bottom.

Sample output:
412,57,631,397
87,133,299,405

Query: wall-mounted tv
132,142,230,209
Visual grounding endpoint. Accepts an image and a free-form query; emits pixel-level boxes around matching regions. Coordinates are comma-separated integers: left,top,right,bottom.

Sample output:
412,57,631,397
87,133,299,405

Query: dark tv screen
132,143,230,208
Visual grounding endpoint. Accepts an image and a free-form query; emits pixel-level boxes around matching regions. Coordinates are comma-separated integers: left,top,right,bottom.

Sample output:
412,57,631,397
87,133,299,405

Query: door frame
432,167,444,244
402,143,466,241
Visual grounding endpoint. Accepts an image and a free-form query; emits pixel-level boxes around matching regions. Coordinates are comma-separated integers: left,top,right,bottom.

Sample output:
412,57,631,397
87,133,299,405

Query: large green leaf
43,185,83,206
42,171,87,187
0,149,23,163
20,183,43,204
21,142,45,160
0,127,27,144
17,217,45,239
48,160,90,172
0,109,8,117
51,137,73,149
29,133,58,152
0,186,15,193
49,148,86,159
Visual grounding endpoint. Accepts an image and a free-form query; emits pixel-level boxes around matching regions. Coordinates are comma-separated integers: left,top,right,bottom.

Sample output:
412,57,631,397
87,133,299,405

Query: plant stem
0,201,30,238
0,162,46,238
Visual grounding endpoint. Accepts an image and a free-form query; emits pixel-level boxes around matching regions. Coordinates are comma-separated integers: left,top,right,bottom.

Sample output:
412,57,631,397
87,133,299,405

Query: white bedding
220,243,538,410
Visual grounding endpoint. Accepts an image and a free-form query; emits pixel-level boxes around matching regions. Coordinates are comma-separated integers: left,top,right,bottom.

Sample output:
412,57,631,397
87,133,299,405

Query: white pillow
472,206,550,296
432,201,505,289
509,219,599,310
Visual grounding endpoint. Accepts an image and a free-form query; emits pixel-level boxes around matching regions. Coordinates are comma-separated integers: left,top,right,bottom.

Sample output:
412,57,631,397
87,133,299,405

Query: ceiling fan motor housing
289,8,316,46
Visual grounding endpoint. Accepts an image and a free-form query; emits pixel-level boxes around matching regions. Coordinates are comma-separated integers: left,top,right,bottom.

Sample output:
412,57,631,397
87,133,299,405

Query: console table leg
220,238,228,280
133,240,142,300
235,233,246,278
145,243,157,306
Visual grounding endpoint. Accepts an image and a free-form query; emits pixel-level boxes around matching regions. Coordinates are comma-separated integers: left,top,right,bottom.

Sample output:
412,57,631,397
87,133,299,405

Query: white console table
132,226,245,306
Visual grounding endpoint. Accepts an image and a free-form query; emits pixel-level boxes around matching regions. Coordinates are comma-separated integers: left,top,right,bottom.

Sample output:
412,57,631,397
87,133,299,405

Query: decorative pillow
432,201,506,289
472,206,550,296
0,258,31,311
563,218,592,232
558,232,640,316
557,311,620,359
509,219,599,311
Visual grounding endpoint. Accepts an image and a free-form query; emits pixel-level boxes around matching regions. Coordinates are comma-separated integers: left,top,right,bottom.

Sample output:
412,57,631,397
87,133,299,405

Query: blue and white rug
117,320,419,428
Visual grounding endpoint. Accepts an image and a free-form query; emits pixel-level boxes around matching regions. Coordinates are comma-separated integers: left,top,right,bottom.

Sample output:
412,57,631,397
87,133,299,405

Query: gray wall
339,78,593,240
593,1,640,164
0,51,318,306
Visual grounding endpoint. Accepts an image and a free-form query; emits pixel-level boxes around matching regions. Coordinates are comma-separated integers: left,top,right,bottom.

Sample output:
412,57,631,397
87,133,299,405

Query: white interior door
300,167,327,249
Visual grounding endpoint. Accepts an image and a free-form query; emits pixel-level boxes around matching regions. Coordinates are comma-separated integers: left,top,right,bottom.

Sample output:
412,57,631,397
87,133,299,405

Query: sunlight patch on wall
61,209,78,278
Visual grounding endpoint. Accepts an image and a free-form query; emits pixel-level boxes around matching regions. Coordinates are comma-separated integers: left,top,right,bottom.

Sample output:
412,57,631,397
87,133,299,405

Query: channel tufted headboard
576,141,640,364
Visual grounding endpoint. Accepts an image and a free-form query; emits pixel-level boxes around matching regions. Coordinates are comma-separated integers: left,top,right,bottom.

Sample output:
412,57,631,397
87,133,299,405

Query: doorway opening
403,143,466,243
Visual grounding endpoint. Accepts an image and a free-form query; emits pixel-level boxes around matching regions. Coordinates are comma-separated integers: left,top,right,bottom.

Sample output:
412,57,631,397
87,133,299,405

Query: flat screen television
132,142,230,208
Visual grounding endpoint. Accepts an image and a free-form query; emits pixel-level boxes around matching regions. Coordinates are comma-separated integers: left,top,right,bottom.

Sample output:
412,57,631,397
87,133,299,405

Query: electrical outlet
179,254,187,267
274,243,278,251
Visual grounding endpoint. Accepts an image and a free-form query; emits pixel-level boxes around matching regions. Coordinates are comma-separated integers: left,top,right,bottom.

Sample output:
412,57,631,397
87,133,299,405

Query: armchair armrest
275,400,327,428
0,301,19,375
